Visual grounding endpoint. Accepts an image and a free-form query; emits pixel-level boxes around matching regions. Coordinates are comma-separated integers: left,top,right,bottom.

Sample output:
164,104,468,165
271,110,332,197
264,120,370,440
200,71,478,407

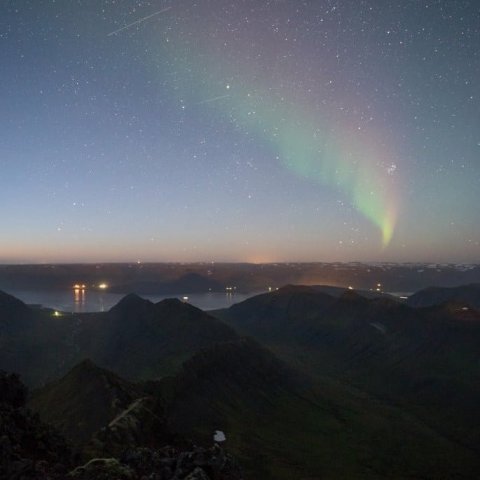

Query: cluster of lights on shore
72,283,109,290
53,282,109,317
49,280,388,319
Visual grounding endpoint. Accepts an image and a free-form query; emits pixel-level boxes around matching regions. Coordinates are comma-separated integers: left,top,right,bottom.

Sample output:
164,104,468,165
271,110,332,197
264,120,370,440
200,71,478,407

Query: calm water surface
5,288,411,313
6,289,257,313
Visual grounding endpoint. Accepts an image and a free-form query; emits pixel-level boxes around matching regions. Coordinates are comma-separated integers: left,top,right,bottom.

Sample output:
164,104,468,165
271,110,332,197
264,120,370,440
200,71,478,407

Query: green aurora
145,19,399,247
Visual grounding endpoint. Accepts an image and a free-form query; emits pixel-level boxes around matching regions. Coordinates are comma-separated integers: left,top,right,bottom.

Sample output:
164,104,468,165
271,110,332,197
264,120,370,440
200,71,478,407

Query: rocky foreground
68,445,242,480
0,370,242,480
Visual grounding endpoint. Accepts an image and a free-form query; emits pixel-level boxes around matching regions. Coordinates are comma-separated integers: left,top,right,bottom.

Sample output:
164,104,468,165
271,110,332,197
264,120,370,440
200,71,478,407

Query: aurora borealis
1,1,479,262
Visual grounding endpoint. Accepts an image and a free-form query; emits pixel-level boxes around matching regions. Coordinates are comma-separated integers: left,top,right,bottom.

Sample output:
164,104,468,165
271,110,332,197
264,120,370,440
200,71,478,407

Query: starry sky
1,0,479,263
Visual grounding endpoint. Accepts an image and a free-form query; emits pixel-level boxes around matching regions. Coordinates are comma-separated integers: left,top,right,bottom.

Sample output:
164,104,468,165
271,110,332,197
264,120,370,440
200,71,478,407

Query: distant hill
0,370,71,479
2,262,480,295
407,283,480,308
110,272,224,294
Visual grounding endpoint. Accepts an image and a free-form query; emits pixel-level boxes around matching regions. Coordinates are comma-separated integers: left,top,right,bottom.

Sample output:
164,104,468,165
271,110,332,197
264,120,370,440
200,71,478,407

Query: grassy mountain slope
215,286,480,454
0,370,71,478
28,340,480,479
5,285,480,479
29,359,142,445
407,283,480,308
158,337,480,479
0,291,238,386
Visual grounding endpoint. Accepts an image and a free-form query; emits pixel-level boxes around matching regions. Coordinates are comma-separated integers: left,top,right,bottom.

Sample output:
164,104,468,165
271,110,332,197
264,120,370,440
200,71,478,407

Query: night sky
1,1,479,263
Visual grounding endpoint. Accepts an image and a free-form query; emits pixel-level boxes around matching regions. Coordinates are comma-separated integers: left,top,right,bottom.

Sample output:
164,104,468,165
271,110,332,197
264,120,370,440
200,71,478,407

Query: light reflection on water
5,289,255,313
73,288,86,311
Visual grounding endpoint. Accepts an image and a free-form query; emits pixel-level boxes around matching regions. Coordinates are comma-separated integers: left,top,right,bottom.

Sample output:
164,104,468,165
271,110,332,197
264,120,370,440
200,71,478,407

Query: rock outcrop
68,445,242,480
0,370,70,479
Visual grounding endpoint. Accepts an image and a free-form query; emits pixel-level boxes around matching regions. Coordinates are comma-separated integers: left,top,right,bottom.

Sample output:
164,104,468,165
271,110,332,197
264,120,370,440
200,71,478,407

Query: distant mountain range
1,283,480,479
1,262,479,294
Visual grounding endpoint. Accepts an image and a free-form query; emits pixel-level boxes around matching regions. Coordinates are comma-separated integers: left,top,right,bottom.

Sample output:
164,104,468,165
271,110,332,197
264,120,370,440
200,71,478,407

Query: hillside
3,286,480,478
407,283,480,308
80,295,238,380
215,285,480,453
0,370,71,479
27,341,480,479
3,368,241,480
0,291,238,386
158,337,480,479
29,359,143,445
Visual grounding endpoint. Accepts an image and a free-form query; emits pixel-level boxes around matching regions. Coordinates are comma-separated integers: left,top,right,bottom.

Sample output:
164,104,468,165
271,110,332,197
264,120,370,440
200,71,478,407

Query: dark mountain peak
154,297,200,318
222,285,338,342
232,284,335,311
69,357,104,374
154,297,223,321
178,337,296,390
0,289,29,314
271,285,337,305
155,297,184,308
52,358,132,390
29,360,141,445
109,293,153,314
275,284,315,295
0,291,31,333
162,338,308,448
338,288,367,303
152,298,238,338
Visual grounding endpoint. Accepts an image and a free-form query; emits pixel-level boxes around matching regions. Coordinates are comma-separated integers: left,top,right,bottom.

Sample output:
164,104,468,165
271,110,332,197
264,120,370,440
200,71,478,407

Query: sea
5,288,411,314
5,289,257,313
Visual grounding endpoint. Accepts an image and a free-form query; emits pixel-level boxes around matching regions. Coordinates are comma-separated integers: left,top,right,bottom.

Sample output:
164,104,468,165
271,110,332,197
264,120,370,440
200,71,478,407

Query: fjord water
5,289,255,312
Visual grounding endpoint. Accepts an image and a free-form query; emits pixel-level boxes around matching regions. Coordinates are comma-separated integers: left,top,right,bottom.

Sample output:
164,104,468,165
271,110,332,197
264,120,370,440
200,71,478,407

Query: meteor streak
197,94,231,105
107,7,172,36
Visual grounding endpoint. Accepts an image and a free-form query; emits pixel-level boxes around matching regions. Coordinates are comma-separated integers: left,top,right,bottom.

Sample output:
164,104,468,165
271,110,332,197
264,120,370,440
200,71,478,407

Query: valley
1,281,480,479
